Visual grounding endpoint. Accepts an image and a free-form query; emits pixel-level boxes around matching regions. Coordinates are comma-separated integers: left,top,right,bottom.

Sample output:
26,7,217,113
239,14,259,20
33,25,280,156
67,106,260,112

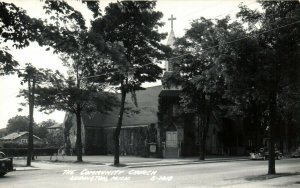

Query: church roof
83,85,163,129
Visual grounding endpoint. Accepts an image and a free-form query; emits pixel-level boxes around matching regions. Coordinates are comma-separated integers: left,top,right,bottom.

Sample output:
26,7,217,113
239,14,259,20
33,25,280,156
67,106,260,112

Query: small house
0,131,42,145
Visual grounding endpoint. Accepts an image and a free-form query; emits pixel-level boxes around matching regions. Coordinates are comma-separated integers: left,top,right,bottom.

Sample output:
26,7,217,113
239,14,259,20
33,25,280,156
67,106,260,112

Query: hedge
0,148,59,157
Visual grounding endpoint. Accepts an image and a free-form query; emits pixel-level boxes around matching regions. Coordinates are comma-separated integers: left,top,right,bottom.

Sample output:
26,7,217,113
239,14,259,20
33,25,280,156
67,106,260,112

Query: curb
15,167,40,171
127,158,250,168
13,157,250,169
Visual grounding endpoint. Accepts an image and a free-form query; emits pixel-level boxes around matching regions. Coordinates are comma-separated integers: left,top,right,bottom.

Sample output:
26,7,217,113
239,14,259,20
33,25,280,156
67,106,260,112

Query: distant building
47,124,63,133
0,131,42,145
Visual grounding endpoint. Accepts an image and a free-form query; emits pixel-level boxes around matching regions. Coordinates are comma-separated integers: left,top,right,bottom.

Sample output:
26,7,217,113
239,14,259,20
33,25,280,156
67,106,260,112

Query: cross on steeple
168,14,176,30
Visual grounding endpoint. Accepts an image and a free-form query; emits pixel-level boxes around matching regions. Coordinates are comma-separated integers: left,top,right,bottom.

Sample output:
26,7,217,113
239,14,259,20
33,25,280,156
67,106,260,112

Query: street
1,158,299,188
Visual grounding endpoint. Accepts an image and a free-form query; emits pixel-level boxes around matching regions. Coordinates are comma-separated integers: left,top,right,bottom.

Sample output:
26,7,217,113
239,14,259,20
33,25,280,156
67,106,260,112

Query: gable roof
0,131,41,140
83,85,163,129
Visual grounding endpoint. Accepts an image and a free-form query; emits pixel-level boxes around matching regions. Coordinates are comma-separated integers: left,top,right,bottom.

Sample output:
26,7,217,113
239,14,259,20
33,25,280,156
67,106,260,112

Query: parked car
250,147,283,160
0,151,13,176
291,147,300,158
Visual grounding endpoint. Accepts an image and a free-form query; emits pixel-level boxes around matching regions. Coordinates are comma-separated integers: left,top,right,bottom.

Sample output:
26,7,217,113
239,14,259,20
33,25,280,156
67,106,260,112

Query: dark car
291,147,300,158
0,151,13,176
250,147,283,160
260,147,283,160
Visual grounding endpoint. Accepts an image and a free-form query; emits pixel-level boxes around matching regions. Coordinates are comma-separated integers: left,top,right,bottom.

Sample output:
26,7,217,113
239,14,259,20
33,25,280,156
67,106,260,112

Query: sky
0,0,260,129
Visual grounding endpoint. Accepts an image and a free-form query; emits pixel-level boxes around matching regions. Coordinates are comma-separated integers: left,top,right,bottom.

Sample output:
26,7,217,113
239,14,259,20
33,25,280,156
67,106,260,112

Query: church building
63,15,253,158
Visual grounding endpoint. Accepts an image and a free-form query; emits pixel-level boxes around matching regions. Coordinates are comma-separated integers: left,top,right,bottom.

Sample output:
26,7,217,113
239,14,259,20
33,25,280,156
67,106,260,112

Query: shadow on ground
108,163,127,167
245,172,300,181
0,175,14,179
33,159,104,165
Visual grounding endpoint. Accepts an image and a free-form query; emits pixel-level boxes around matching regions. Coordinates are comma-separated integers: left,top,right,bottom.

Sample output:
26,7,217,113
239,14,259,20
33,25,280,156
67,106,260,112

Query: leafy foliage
5,115,54,139
0,2,44,74
46,129,64,148
91,1,170,90
6,115,32,134
164,17,236,160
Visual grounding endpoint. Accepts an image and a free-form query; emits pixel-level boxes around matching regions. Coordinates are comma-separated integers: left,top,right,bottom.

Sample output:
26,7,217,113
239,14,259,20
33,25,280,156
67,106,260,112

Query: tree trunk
199,129,207,160
199,97,211,160
114,88,126,166
27,78,35,166
64,130,71,156
268,92,276,175
200,113,209,160
75,109,83,162
75,62,83,162
284,119,289,153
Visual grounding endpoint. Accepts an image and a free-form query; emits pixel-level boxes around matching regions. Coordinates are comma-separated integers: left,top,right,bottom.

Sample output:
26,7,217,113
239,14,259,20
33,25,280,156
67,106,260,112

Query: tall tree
30,0,116,162
91,1,170,166
6,115,31,133
229,0,300,174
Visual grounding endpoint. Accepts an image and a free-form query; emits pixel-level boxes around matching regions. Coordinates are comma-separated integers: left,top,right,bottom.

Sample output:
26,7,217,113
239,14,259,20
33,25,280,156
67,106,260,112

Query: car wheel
0,172,6,177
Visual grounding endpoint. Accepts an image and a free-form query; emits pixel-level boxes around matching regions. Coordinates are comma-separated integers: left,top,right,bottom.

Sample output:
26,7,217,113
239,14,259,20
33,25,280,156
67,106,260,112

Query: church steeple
166,14,176,72
162,15,180,90
167,14,176,48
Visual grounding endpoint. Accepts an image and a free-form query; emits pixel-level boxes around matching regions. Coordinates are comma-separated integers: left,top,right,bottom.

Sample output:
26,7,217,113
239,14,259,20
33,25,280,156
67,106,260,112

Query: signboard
150,144,156,153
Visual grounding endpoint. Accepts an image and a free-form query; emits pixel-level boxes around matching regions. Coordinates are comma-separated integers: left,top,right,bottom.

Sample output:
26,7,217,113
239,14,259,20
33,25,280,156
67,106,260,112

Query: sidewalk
13,155,250,170
127,156,250,168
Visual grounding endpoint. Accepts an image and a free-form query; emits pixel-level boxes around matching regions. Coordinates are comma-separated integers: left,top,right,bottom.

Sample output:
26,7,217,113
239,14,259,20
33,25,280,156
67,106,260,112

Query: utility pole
27,71,35,166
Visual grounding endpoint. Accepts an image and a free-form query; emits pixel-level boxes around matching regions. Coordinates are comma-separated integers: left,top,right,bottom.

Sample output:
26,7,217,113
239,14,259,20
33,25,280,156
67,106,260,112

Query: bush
2,141,46,148
0,147,58,157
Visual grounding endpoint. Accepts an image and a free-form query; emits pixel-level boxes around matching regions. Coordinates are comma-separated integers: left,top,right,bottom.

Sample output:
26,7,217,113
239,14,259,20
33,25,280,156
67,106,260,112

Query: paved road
1,158,300,188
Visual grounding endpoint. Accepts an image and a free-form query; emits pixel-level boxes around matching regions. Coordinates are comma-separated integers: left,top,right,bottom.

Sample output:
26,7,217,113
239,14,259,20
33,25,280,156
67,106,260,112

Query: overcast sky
0,0,260,129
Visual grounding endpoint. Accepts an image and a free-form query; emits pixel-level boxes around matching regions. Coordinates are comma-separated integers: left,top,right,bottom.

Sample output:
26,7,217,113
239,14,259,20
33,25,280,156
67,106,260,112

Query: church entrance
165,131,179,158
